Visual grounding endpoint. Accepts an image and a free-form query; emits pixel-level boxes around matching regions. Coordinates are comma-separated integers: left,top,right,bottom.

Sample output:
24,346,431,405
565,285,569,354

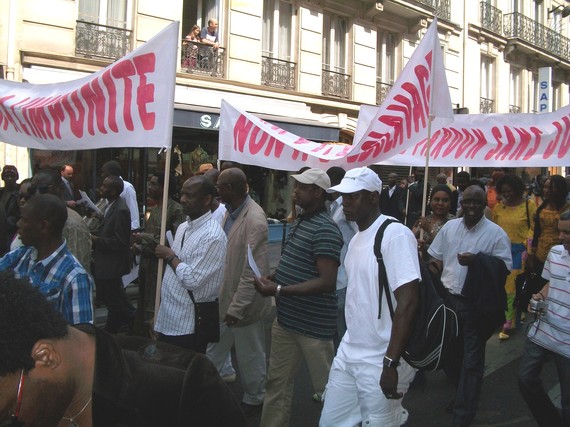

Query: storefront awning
173,107,340,142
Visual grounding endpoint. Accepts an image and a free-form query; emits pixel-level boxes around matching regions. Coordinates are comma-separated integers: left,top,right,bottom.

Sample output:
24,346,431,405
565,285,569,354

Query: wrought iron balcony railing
376,80,393,105
261,56,296,90
415,0,451,21
480,97,494,113
480,1,502,34
181,40,225,77
322,67,351,99
509,105,521,113
75,21,131,60
503,12,570,61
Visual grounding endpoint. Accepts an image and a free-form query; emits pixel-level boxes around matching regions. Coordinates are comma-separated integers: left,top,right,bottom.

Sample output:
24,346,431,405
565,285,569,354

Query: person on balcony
200,19,219,49
182,25,201,69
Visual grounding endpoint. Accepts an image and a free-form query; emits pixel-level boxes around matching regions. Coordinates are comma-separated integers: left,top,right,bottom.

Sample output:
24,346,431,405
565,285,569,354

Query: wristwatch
275,284,282,298
165,254,176,266
383,356,400,368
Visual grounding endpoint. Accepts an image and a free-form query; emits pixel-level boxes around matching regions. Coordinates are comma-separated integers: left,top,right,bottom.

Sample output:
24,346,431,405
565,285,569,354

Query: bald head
219,168,248,193
461,185,486,228
217,168,248,207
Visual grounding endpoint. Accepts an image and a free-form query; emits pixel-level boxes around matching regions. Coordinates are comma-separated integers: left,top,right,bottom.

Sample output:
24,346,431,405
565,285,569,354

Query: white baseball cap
327,167,382,194
291,168,331,190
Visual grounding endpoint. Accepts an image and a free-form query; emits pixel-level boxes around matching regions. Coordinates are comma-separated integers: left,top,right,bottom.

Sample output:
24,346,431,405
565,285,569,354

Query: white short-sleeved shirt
338,215,421,365
120,178,140,230
428,216,512,295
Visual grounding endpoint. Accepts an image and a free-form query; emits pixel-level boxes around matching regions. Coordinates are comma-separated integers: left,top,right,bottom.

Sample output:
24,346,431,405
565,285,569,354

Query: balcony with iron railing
480,97,494,113
509,105,521,114
503,12,570,61
322,67,351,99
376,80,393,105
261,56,296,90
414,0,451,21
181,40,225,77
480,1,502,34
75,21,131,60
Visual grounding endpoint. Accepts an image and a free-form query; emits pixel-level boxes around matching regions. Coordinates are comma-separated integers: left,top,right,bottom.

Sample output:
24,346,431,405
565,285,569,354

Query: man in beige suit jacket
206,168,270,416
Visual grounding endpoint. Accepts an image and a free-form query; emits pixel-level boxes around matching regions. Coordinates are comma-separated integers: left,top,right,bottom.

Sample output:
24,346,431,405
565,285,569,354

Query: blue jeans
518,338,570,427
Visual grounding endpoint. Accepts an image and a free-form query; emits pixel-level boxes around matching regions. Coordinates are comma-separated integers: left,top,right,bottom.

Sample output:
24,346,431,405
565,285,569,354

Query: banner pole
419,118,433,242
153,148,172,330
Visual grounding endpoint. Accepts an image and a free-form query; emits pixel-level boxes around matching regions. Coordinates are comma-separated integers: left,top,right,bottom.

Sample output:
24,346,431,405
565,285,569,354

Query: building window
480,55,495,113
509,67,522,113
323,14,348,74
76,0,132,59
78,0,128,28
261,0,296,89
376,30,399,104
322,14,350,99
183,0,222,37
263,0,293,61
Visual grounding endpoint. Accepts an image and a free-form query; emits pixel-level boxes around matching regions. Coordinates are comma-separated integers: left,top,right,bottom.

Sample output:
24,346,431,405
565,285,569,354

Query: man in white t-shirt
320,167,421,427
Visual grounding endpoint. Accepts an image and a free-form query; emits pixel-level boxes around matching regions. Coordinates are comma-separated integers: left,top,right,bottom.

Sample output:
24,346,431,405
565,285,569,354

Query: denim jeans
518,338,570,427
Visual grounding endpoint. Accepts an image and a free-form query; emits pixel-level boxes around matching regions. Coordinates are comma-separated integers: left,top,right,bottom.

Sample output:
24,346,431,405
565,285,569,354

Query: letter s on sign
200,115,212,128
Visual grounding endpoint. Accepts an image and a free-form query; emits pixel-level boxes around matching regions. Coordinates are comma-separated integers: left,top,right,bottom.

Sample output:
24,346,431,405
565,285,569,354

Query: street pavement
96,241,557,426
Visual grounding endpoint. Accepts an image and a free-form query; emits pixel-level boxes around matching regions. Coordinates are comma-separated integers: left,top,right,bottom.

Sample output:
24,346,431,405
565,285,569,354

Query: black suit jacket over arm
92,198,131,279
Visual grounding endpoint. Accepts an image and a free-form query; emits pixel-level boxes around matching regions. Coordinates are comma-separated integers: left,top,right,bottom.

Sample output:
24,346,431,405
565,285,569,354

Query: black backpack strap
374,218,399,319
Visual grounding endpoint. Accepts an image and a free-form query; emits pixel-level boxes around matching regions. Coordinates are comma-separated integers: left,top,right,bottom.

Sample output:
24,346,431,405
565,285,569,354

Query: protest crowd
0,158,569,427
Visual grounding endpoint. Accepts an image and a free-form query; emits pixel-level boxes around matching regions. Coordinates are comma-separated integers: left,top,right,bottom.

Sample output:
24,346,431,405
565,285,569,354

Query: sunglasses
0,369,25,427
27,185,51,196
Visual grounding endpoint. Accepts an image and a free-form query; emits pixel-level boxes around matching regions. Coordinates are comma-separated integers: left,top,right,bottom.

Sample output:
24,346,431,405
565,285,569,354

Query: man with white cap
254,167,343,427
319,167,421,427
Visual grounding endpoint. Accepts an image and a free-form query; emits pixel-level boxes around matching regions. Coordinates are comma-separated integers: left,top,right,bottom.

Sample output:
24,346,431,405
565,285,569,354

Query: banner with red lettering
0,21,179,150
382,105,570,167
220,18,455,170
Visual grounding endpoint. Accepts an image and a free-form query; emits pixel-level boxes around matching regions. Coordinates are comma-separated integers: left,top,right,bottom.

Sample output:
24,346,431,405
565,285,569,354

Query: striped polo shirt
528,245,570,358
275,209,343,340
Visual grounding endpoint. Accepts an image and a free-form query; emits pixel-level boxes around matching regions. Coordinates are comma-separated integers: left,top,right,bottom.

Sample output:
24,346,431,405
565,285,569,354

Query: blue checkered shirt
0,241,94,324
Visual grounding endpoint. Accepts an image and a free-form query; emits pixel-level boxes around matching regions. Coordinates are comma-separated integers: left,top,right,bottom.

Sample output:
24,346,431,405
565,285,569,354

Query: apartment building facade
1,0,569,217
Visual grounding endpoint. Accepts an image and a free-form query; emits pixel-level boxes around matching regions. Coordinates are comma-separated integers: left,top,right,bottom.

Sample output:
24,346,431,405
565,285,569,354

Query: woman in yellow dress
493,175,536,340
527,175,570,276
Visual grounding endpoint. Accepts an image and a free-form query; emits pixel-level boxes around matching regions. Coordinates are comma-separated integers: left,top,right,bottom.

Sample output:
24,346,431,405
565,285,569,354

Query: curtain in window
107,0,127,28
79,0,100,23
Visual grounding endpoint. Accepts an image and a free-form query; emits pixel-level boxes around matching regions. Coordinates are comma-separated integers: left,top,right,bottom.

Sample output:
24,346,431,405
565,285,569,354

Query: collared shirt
223,195,249,235
0,241,94,324
120,177,140,230
155,211,227,335
388,185,395,198
329,196,358,291
528,245,570,358
428,216,512,295
211,203,227,226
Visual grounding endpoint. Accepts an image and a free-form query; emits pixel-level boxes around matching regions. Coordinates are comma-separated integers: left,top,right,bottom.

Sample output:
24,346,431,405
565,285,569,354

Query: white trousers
207,320,267,405
319,356,415,427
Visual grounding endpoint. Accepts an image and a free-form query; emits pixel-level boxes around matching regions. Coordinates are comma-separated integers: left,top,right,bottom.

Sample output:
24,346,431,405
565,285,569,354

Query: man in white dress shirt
154,176,227,353
428,185,511,427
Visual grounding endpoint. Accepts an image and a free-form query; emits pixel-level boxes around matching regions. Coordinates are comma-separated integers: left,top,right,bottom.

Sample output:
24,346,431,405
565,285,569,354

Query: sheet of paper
248,244,261,278
166,230,174,247
78,190,102,215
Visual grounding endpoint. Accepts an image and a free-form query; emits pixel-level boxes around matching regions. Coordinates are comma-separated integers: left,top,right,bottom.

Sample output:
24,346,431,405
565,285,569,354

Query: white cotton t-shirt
338,215,421,365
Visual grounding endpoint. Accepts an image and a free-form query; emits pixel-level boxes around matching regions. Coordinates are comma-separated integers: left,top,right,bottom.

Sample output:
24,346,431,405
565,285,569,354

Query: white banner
0,22,179,150
384,105,570,167
220,19,454,170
